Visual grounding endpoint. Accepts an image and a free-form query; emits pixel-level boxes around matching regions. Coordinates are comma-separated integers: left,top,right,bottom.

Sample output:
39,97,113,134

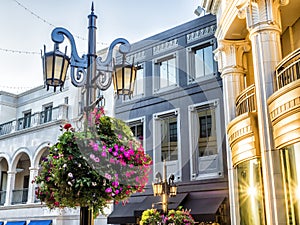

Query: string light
0,47,40,55
12,0,108,46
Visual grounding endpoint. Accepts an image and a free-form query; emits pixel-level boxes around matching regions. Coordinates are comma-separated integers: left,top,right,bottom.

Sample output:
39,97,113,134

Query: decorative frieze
153,39,178,55
186,25,216,44
126,51,146,63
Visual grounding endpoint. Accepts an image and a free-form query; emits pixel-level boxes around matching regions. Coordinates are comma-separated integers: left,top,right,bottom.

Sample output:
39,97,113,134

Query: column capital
214,40,251,73
237,0,282,33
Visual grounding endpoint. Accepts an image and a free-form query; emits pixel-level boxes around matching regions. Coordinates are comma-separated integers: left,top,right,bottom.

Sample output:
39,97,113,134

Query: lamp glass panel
61,58,69,84
123,67,131,94
45,54,54,85
54,55,64,85
116,67,123,94
130,66,137,93
169,185,177,196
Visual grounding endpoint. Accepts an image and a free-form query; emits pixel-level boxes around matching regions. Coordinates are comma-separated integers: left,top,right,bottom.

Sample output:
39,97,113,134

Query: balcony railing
12,188,28,205
275,48,300,90
0,104,68,136
236,84,256,116
0,190,6,205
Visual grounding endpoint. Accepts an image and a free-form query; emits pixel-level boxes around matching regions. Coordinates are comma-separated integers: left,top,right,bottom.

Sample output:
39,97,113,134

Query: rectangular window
132,64,144,97
154,55,177,92
188,42,215,83
41,105,53,124
18,111,31,130
127,117,145,150
153,109,181,181
189,100,223,180
198,109,216,157
161,117,178,161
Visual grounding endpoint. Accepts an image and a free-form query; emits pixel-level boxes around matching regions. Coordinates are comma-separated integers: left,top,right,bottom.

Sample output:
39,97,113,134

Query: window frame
188,99,223,180
186,39,217,84
153,53,179,94
41,103,53,124
123,63,145,101
153,109,181,181
126,116,146,151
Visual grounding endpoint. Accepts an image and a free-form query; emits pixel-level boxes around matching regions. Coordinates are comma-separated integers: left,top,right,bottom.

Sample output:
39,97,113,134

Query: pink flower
101,151,107,157
94,157,100,163
89,141,99,151
105,187,112,193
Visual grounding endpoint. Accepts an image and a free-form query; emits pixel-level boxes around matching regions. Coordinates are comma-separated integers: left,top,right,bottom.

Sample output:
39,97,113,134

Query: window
41,105,53,124
280,143,300,225
153,109,181,180
154,55,177,92
132,64,144,97
189,100,223,180
18,111,31,130
188,41,215,83
0,172,7,205
237,159,265,225
161,117,178,161
127,117,145,148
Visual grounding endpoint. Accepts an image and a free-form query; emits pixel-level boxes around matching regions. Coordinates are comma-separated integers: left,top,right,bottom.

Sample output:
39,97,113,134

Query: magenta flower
105,187,112,193
101,151,107,157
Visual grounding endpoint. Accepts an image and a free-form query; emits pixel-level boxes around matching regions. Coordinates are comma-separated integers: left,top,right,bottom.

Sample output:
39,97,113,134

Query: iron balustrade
0,190,6,205
12,188,28,205
275,48,300,90
236,84,256,116
0,105,68,136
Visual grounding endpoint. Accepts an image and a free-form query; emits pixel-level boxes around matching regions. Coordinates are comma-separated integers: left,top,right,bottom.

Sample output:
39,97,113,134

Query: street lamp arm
96,38,131,72
51,27,88,68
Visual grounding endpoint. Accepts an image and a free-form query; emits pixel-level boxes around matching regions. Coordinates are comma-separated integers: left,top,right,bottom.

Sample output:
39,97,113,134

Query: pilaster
5,171,16,206
27,167,39,203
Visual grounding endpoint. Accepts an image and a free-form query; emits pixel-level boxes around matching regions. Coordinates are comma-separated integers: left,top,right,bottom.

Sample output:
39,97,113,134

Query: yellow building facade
198,0,300,224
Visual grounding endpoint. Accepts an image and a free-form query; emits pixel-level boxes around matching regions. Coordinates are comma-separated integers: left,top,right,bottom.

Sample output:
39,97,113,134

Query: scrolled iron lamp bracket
50,27,131,89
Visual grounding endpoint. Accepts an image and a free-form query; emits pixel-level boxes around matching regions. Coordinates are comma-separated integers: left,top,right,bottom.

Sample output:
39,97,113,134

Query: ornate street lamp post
41,3,136,225
152,161,177,214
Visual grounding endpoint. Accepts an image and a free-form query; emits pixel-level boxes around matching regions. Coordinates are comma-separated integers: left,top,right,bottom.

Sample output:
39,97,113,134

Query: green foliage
34,108,152,218
140,207,196,225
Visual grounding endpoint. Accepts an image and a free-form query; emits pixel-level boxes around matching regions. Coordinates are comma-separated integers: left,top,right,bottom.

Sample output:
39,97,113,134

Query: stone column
4,171,16,206
238,0,287,224
215,40,251,225
27,167,39,203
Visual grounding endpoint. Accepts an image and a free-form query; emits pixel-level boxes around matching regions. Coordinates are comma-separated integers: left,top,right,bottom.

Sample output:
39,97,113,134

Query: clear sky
0,0,200,93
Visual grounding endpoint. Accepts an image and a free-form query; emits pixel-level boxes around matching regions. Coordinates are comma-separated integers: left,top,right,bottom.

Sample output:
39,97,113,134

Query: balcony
227,85,260,166
268,48,300,149
0,104,68,136
236,84,256,116
275,48,300,90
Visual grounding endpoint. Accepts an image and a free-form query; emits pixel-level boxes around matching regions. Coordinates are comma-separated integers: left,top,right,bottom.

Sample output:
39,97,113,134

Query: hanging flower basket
34,108,152,216
140,207,196,225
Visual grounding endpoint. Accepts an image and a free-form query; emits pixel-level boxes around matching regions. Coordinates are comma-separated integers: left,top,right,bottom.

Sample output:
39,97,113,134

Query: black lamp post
152,161,177,214
41,3,136,225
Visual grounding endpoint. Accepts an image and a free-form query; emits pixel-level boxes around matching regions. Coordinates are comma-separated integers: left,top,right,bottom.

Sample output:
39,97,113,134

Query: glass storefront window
280,143,300,225
237,159,266,225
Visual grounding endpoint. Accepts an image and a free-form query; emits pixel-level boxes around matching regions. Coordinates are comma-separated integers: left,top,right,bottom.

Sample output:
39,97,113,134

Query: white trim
188,99,223,180
125,116,146,151
152,52,179,94
186,40,216,85
153,108,182,182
